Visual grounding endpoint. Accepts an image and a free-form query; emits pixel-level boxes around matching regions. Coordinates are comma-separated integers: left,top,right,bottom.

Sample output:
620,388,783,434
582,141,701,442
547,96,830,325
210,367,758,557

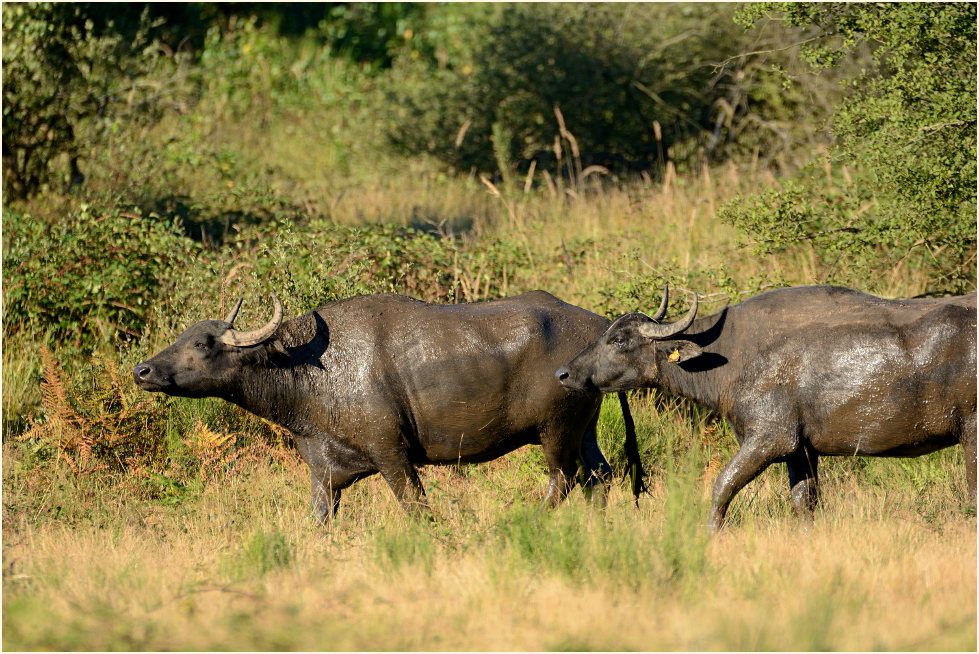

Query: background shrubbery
3,207,197,352
724,3,977,294
384,3,847,175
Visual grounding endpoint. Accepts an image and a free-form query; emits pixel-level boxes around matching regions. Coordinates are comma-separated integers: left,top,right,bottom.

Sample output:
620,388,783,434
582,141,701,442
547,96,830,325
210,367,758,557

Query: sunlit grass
4,434,974,651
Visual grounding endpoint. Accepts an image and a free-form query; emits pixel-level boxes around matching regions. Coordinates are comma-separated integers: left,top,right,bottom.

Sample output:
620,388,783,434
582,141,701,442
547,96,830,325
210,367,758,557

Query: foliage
317,2,427,67
383,3,852,177
387,4,709,173
725,3,977,294
1,3,189,199
20,348,170,477
196,15,324,122
237,219,529,315
3,206,199,352
12,345,296,504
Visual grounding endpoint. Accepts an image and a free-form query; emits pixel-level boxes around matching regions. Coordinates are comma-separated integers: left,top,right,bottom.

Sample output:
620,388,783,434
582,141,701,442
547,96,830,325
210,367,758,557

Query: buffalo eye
611,335,627,348
194,341,210,352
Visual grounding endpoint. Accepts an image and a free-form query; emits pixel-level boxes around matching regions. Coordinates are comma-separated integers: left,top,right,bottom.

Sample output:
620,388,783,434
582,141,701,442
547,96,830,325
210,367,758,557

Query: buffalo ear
268,339,290,359
657,340,703,364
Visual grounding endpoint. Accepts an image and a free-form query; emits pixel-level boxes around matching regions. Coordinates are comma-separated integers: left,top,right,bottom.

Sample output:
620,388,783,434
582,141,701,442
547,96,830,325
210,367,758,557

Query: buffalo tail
618,391,645,505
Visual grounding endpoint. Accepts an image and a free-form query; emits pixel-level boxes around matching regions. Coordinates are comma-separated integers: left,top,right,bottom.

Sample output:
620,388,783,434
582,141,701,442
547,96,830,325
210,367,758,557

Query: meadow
3,5,976,651
4,162,975,650
3,398,974,650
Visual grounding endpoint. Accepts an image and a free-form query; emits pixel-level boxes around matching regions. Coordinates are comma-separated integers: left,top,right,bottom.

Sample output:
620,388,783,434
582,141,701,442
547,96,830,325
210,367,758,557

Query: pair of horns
639,284,698,340
219,293,283,346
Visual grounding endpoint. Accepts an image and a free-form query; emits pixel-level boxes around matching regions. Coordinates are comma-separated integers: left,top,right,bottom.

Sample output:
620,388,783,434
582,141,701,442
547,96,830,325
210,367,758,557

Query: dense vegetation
725,3,977,293
3,3,975,650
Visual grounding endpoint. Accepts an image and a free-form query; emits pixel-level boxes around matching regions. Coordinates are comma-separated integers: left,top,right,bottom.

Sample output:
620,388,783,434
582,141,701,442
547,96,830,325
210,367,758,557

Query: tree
2,3,182,200
723,3,976,294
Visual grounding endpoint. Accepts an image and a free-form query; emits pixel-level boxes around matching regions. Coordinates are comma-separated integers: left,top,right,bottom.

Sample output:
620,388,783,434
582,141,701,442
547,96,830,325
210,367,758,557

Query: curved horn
223,297,244,325
219,293,283,347
638,291,698,340
649,284,669,322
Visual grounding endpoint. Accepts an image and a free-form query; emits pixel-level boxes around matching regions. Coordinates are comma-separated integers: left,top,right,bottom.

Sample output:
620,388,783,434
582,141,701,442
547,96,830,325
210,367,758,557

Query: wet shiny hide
558,285,977,529
134,291,640,524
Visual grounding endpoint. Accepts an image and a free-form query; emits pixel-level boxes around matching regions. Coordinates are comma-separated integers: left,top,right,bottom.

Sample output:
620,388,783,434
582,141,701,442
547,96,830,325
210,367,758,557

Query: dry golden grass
4,462,976,650
4,424,975,651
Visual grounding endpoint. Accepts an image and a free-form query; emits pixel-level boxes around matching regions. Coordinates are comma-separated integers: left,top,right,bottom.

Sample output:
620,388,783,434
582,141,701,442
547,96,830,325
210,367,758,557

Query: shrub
20,348,171,476
1,3,187,200
383,3,850,177
387,4,713,173
2,206,199,352
725,3,977,294
232,219,529,315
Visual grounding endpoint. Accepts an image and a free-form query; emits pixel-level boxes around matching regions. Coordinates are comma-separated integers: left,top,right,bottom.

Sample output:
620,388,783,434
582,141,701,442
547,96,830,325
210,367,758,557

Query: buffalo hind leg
579,413,612,506
785,444,819,520
541,426,581,507
961,413,977,507
376,449,430,516
710,431,795,531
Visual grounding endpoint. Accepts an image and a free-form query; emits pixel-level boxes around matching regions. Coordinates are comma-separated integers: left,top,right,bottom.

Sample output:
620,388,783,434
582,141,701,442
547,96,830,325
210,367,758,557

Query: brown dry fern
22,347,165,475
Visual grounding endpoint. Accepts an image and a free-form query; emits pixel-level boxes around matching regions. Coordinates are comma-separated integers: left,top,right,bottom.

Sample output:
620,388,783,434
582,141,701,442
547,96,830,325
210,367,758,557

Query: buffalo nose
133,364,151,379
556,368,569,382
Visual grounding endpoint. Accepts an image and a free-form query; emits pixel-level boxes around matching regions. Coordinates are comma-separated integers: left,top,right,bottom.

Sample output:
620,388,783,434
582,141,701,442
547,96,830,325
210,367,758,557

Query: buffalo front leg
785,444,819,520
710,431,793,531
310,466,367,526
311,473,341,526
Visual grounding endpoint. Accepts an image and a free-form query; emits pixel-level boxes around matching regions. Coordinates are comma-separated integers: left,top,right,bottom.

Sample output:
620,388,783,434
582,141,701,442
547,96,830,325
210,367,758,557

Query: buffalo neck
221,316,336,435
654,309,737,416
222,354,309,430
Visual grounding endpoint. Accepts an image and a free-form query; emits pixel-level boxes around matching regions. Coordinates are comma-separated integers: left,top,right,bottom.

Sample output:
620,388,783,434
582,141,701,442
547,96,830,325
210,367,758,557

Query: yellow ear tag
669,348,681,362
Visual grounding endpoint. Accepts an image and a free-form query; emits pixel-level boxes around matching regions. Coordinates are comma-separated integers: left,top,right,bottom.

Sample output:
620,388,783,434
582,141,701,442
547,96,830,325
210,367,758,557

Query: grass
4,430,975,651
4,158,971,649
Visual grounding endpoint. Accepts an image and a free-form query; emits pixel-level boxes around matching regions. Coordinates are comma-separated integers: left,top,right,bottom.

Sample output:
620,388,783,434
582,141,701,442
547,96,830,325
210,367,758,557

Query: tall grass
5,157,970,649
4,439,974,651
1,332,40,441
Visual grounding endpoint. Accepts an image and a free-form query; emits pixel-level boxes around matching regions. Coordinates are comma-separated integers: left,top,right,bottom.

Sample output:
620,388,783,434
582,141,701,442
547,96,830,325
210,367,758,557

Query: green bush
383,3,849,176
2,206,199,352
317,2,428,68
387,4,712,173
1,3,188,200
725,3,977,294
232,219,529,315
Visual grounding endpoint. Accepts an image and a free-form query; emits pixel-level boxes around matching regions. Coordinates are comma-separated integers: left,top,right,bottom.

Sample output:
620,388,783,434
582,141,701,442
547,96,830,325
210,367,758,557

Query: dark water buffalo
134,291,639,524
557,285,977,530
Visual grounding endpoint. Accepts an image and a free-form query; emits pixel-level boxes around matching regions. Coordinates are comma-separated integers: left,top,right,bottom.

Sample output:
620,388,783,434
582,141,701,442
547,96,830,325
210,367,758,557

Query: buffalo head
133,294,283,398
556,286,702,393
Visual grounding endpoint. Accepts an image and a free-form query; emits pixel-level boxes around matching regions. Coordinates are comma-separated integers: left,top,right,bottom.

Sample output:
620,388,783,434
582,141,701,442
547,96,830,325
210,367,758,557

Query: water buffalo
556,285,977,530
134,291,640,524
